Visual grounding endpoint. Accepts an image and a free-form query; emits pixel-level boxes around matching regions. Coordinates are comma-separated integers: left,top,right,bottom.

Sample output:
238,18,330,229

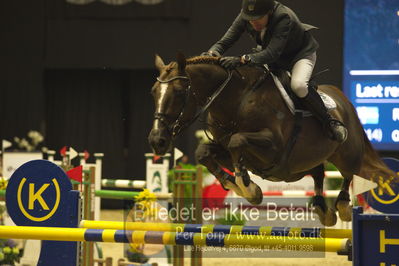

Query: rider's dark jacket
209,1,319,70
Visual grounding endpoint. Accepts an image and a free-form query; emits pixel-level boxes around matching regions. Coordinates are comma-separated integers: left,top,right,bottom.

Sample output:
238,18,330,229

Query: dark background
0,0,348,181
343,0,399,151
344,0,399,70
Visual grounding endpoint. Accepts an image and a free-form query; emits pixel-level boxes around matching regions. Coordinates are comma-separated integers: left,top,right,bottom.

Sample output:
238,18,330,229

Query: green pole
95,190,171,200
95,190,139,200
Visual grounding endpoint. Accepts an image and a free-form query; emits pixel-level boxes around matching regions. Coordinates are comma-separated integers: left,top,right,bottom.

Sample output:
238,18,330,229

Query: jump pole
80,221,352,239
262,190,340,197
0,226,349,253
101,179,146,189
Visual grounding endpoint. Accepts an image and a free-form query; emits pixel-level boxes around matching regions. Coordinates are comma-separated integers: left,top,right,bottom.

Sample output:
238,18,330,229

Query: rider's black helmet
241,0,275,21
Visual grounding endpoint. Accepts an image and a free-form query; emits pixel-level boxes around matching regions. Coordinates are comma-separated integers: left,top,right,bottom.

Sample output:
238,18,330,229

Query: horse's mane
186,56,220,66
185,55,266,83
164,56,220,73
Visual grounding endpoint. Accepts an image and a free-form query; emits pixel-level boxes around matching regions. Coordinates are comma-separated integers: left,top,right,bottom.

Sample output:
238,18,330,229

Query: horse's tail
359,130,397,182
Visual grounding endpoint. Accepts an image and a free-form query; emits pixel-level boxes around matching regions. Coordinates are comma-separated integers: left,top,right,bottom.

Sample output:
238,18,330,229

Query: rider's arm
248,15,292,65
208,14,246,56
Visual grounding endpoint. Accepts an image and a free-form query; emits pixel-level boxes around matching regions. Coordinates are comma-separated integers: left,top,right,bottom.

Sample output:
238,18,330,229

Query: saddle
269,68,336,115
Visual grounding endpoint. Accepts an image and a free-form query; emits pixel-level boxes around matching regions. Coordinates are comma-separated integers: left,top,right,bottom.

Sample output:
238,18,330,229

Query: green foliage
167,163,208,193
324,162,338,171
0,204,6,217
0,239,23,265
326,178,342,190
173,162,209,173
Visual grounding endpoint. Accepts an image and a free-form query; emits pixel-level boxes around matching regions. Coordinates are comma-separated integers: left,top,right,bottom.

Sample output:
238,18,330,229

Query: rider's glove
219,56,242,70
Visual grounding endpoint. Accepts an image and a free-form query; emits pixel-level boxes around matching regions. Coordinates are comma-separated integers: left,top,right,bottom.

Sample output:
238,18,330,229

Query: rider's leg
291,53,347,143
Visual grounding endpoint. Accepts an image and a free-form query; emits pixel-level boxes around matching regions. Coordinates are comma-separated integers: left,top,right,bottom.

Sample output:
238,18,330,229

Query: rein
155,70,233,138
156,76,190,83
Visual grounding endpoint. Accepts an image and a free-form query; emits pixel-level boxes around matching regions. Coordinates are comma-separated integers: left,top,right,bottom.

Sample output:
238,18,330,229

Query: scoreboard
343,0,399,150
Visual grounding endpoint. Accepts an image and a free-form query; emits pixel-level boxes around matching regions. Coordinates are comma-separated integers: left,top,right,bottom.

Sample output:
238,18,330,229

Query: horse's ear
176,52,186,71
155,54,165,71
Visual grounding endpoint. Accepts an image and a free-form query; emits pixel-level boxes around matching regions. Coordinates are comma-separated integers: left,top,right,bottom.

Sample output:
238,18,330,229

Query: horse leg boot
310,164,337,226
227,133,263,205
300,84,348,143
335,173,353,222
195,143,239,192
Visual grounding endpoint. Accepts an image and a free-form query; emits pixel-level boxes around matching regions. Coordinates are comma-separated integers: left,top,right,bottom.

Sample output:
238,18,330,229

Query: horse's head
148,53,194,155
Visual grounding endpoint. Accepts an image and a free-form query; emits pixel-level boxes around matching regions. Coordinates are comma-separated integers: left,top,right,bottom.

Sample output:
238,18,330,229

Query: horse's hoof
313,206,337,226
223,180,243,196
336,201,352,222
246,185,263,205
235,174,263,205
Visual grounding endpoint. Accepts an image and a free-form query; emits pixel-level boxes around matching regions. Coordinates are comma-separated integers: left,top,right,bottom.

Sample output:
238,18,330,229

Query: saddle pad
270,72,337,116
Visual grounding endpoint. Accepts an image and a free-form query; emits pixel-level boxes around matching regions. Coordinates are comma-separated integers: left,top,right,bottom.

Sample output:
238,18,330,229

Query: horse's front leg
195,143,237,190
226,129,276,205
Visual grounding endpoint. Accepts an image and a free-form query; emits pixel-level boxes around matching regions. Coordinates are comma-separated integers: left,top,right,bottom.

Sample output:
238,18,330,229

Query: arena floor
101,210,352,266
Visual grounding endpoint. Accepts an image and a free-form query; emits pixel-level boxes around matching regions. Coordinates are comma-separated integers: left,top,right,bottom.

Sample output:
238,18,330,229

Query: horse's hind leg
328,154,359,222
335,172,352,222
311,164,337,226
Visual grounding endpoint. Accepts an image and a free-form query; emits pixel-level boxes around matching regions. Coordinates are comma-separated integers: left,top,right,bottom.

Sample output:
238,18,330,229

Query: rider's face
249,13,270,32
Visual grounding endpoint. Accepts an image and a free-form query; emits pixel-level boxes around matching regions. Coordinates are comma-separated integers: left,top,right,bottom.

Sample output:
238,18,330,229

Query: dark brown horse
148,53,395,226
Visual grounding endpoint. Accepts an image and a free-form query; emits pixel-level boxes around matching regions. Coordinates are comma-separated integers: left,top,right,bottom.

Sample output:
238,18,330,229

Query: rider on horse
203,0,347,143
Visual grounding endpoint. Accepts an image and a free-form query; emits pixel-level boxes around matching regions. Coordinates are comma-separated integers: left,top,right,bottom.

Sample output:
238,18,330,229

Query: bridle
154,75,191,138
154,70,233,138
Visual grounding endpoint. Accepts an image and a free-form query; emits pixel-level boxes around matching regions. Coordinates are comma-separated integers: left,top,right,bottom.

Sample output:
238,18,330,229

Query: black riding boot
300,85,348,143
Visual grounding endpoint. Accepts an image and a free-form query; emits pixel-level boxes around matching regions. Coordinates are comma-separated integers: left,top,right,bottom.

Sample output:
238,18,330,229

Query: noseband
154,70,233,138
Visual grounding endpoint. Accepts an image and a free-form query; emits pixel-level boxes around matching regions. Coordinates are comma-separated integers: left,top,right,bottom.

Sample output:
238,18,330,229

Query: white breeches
290,52,317,98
